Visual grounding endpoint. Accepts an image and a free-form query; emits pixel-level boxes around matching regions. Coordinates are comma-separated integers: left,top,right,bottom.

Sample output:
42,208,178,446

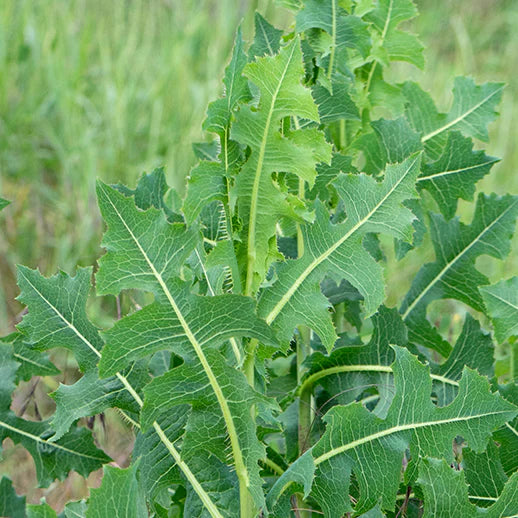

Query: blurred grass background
0,0,517,509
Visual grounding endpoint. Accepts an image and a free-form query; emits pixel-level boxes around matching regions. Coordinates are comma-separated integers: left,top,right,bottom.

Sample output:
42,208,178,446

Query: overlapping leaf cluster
1,1,518,517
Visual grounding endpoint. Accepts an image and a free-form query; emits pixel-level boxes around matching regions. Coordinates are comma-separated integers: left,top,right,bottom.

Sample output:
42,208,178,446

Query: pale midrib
296,360,518,440
260,18,275,56
245,41,297,296
194,248,242,365
381,0,394,41
417,159,498,182
421,86,504,143
401,200,518,320
266,155,419,325
365,0,393,93
298,364,458,396
483,290,518,312
13,352,51,370
101,184,245,511
326,0,337,80
18,267,223,518
314,410,511,465
0,418,107,461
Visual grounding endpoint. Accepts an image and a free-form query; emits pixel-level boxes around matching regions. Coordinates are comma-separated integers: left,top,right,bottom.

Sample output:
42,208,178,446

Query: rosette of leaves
2,1,518,517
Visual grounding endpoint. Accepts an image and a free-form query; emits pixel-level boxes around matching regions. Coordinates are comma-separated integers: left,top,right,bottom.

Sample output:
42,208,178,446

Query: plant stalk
296,176,312,518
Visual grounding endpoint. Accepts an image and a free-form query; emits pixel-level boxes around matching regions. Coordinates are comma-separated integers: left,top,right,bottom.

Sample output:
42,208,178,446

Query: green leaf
400,194,518,356
16,267,103,372
249,13,283,58
268,347,517,514
86,464,147,518
480,277,518,343
96,181,198,298
432,314,494,406
0,477,26,518
141,350,278,511
99,280,276,376
96,179,277,513
300,306,407,411
418,457,518,517
204,27,251,135
296,0,371,76
64,501,87,518
1,332,59,382
231,37,331,293
493,383,518,476
462,442,508,505
0,341,20,409
0,197,10,211
403,79,505,159
418,131,498,219
50,367,144,440
354,117,423,175
0,412,110,487
313,82,360,123
184,162,227,225
133,413,185,501
364,0,424,68
27,501,58,518
306,153,357,202
258,153,421,350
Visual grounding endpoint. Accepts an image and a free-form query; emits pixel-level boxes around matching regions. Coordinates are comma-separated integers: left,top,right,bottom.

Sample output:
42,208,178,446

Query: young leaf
364,0,424,69
231,37,331,294
480,277,518,343
400,194,518,355
268,347,517,515
0,477,26,518
259,153,421,350
296,0,371,76
249,13,283,58
204,27,251,137
86,464,147,518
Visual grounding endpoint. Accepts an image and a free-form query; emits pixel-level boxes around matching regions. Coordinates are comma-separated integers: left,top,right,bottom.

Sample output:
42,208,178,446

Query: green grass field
0,0,517,508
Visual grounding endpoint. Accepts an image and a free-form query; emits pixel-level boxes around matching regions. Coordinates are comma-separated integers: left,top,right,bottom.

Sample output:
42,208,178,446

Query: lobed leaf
268,346,517,515
480,276,518,343
400,193,518,355
259,153,421,350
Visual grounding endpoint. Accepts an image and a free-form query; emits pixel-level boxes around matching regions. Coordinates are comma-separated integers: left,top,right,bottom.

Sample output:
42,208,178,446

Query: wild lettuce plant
1,1,518,517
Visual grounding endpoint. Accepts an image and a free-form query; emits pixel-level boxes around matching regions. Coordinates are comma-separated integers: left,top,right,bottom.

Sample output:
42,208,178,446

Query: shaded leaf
400,194,518,356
